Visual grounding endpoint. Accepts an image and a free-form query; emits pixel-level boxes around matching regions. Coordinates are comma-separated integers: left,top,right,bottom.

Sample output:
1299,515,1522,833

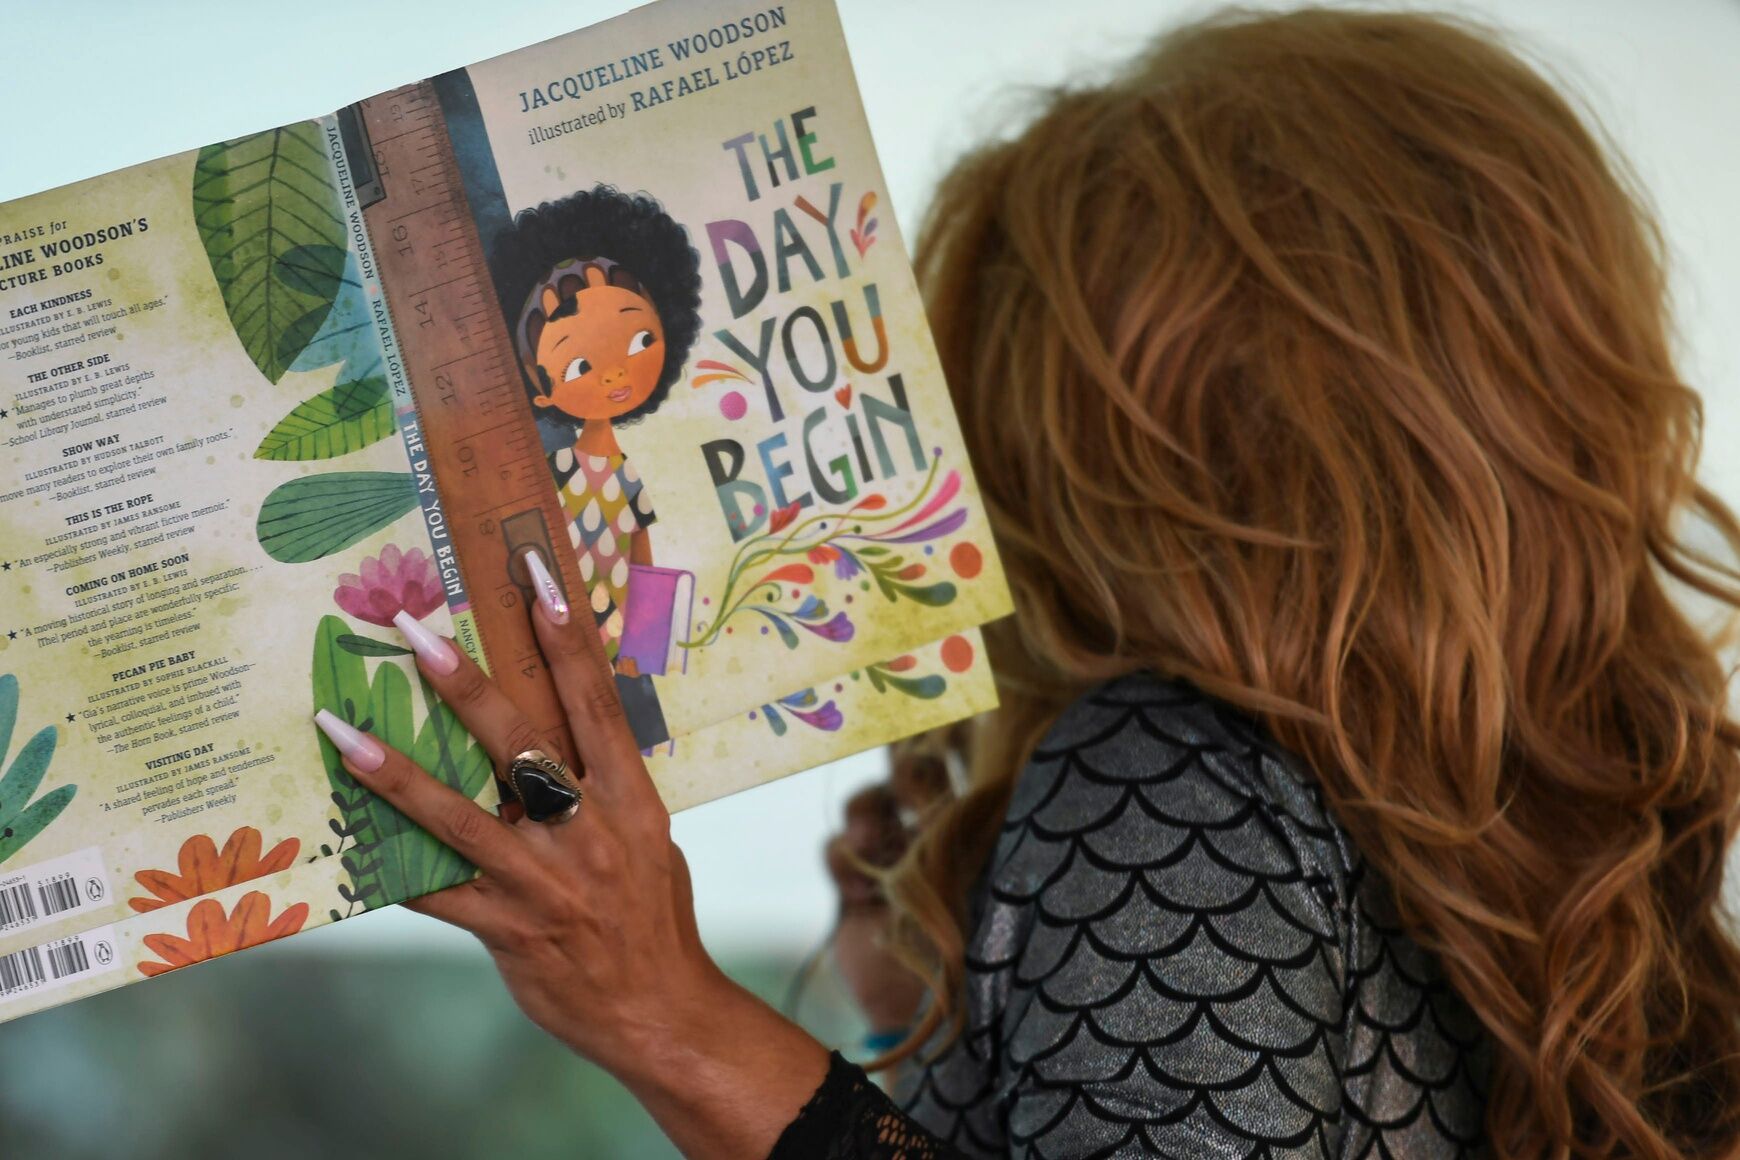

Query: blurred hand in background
825,734,956,1036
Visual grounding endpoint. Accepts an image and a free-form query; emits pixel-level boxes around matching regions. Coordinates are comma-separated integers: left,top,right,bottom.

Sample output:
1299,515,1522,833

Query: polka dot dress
551,443,657,660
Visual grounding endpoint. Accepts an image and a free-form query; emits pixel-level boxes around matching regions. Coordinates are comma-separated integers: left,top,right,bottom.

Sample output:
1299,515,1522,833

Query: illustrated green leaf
0,785,75,866
355,687,492,910
411,692,493,802
880,672,947,699
276,306,336,370
311,619,490,911
193,123,347,383
253,375,394,461
0,725,55,825
289,247,382,382
274,243,347,298
354,663,421,887
369,664,416,756
398,680,493,900
312,615,384,905
336,634,412,658
330,375,391,420
0,673,16,777
311,614,370,768
256,471,419,563
888,581,958,608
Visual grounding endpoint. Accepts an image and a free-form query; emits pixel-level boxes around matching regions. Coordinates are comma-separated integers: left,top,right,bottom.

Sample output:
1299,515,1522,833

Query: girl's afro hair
491,185,703,434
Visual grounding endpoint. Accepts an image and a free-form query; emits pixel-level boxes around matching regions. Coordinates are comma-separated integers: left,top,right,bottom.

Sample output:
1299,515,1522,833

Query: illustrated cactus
0,673,76,866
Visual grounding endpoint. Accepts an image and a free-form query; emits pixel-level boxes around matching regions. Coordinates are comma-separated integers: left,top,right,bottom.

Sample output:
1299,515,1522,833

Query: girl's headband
514,255,631,364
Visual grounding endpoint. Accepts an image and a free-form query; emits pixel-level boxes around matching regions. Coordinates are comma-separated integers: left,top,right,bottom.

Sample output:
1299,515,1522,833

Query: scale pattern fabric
550,444,656,659
772,673,1490,1158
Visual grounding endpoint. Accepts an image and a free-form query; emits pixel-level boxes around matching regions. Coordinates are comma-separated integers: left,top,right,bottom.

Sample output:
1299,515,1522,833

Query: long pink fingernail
522,549,570,625
392,609,460,674
313,709,385,772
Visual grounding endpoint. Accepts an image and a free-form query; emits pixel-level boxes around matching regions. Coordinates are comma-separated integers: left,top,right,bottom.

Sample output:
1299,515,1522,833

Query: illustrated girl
496,187,702,744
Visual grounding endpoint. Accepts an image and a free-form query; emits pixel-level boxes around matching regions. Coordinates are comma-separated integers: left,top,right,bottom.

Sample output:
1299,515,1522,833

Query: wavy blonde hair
879,8,1740,1155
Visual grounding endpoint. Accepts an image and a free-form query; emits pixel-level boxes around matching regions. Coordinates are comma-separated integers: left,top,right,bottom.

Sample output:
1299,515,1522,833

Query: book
0,0,1011,1023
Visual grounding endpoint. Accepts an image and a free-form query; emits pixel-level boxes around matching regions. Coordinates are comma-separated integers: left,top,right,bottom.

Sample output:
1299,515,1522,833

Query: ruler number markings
360,82,583,762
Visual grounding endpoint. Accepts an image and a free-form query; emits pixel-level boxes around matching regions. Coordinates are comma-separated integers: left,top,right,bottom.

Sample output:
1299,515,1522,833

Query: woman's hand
313,551,829,1159
825,739,953,1038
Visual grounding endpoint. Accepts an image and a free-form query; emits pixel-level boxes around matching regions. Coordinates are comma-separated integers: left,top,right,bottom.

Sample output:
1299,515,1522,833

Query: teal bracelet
862,1027,909,1053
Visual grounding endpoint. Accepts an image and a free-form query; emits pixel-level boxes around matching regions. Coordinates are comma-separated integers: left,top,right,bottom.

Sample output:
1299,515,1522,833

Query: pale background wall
0,0,1733,963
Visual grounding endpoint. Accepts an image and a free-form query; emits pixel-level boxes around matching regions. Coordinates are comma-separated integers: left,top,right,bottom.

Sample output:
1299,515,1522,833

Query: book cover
0,0,1009,1020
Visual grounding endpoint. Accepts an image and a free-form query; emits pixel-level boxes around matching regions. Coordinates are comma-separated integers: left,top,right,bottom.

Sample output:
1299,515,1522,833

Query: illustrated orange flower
136,891,309,977
129,826,300,913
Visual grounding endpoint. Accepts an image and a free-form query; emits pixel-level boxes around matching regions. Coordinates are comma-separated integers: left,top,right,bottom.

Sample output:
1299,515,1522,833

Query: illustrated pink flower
333,543,444,626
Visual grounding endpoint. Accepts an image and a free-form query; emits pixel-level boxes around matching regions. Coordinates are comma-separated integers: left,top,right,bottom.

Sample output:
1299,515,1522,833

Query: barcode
0,883,38,929
0,946,45,995
46,940,89,979
37,874,80,916
0,937,96,997
0,848,107,937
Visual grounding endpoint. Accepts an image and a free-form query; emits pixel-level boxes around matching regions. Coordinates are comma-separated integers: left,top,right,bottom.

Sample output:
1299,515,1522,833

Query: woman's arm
319,562,959,1158
901,683,1358,1157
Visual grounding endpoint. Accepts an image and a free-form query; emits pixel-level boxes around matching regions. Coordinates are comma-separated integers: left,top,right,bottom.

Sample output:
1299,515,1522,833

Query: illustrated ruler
345,82,581,770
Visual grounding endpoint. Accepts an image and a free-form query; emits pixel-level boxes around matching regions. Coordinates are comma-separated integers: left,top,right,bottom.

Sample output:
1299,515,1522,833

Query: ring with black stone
502,748,582,824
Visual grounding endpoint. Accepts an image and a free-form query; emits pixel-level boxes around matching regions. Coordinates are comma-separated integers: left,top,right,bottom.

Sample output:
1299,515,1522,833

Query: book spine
318,114,480,661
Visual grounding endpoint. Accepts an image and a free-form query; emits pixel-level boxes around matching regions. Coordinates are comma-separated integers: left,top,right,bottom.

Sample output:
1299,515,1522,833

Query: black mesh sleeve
769,1052,968,1160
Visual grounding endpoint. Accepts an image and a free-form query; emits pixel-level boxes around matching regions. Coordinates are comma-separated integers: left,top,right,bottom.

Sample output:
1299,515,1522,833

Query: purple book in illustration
618,565,694,678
